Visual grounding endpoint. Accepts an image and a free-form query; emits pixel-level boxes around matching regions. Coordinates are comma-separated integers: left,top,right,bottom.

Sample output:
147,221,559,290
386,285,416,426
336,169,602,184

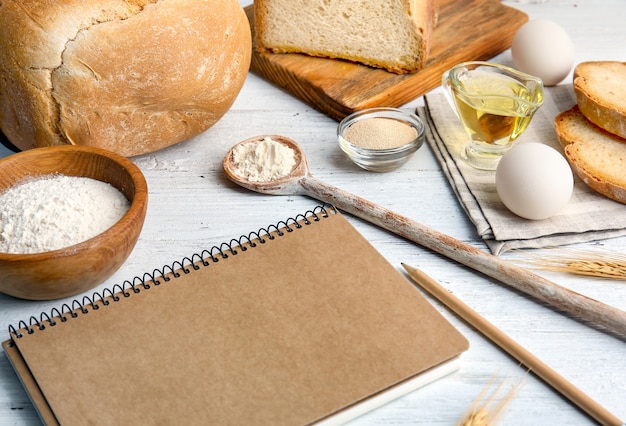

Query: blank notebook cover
3,205,469,425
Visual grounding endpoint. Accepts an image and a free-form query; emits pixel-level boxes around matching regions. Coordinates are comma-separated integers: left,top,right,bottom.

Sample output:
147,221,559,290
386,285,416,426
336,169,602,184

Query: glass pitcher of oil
442,61,544,170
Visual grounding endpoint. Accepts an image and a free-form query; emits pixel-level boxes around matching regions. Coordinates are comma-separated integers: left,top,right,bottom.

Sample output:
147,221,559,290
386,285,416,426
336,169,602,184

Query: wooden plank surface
245,0,528,120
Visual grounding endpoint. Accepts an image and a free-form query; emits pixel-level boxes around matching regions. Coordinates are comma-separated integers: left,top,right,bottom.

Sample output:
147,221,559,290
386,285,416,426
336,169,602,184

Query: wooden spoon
224,135,626,337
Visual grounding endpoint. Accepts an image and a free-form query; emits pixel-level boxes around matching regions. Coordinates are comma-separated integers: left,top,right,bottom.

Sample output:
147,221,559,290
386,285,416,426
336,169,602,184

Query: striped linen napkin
419,84,626,255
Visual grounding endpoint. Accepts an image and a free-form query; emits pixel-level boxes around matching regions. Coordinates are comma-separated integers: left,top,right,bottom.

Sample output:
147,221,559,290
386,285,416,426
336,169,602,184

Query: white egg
496,142,573,220
511,19,575,86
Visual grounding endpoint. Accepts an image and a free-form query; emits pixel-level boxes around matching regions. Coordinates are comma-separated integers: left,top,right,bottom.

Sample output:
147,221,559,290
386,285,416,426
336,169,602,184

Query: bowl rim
0,145,148,260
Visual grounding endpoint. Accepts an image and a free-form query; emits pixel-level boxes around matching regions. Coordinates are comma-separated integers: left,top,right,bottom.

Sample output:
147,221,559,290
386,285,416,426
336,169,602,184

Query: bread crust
555,105,626,204
0,0,251,156
253,0,437,74
573,61,626,140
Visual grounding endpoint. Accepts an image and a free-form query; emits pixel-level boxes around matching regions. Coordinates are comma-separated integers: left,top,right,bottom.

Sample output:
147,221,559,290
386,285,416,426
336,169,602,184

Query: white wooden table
1,1,625,425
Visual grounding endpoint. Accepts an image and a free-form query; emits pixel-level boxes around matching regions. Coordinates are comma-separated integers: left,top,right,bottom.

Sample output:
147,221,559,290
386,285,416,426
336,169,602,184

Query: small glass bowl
337,107,426,172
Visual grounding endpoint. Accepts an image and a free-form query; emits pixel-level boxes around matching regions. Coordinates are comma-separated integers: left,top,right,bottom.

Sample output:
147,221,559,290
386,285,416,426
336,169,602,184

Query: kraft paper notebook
3,205,469,425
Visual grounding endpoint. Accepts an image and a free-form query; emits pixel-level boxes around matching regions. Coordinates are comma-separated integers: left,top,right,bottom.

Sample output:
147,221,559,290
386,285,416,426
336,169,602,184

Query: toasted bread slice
574,61,626,139
555,105,626,204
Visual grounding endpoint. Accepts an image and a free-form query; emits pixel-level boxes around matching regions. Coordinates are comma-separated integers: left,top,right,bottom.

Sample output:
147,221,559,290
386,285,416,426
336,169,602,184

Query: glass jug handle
441,69,460,119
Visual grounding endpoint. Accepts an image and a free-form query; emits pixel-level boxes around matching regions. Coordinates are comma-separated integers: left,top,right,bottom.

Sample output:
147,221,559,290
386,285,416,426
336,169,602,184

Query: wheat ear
513,248,626,280
456,376,525,426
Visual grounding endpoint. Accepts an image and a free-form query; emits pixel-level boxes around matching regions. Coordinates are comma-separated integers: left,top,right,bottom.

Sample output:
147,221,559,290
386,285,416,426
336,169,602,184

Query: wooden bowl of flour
0,146,148,300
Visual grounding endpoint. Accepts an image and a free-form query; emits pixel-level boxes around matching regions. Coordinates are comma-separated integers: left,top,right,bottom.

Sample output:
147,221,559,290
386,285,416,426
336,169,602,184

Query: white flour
231,137,296,182
0,174,130,254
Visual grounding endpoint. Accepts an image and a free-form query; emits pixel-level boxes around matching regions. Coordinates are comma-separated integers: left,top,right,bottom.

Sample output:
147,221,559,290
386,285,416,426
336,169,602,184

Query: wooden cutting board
245,0,528,121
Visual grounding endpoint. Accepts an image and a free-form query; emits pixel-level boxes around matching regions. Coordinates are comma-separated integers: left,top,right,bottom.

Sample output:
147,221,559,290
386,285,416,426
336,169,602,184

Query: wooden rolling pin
224,135,626,337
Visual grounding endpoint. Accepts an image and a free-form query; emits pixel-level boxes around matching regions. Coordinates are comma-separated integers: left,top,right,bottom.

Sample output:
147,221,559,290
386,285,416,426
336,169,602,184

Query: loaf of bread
573,61,626,140
555,105,626,204
253,0,438,74
0,0,251,157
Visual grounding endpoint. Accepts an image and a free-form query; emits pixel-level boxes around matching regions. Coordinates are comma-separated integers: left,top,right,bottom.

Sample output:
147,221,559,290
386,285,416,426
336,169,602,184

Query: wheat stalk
513,248,626,280
456,376,525,426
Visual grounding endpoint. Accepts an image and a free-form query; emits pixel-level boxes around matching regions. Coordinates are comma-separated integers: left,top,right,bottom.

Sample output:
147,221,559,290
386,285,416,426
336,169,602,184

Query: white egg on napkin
496,142,573,220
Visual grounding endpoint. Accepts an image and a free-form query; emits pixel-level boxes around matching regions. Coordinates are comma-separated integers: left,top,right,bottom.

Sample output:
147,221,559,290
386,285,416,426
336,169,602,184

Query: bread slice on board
253,0,438,74
555,105,626,204
574,61,626,139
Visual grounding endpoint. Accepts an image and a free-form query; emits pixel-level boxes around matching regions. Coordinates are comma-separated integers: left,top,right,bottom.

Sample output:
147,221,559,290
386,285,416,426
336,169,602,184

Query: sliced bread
253,0,437,74
573,61,626,139
555,105,626,204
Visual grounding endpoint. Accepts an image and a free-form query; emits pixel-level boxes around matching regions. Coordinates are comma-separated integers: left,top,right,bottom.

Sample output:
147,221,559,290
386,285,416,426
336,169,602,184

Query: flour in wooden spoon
0,174,129,254
231,137,296,182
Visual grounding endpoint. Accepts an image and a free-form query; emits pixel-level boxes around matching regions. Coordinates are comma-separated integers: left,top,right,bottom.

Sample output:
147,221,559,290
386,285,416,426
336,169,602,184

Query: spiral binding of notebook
7,204,336,340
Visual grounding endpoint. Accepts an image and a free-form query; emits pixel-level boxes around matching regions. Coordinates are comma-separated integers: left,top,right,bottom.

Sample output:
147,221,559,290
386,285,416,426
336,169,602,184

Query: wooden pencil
401,263,624,426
